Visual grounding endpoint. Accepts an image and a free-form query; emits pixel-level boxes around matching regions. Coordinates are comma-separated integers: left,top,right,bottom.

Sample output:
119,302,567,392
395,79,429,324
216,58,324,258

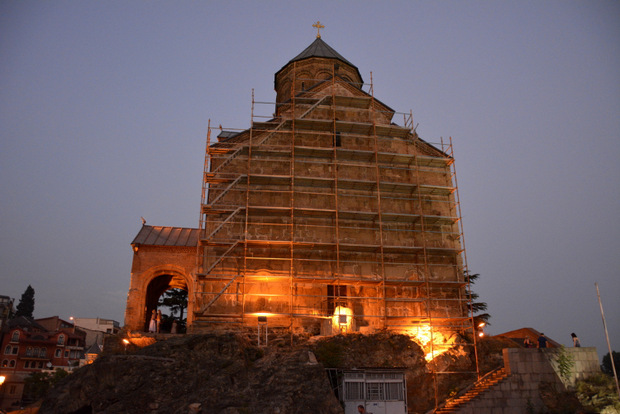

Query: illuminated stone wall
125,39,470,343
196,51,468,337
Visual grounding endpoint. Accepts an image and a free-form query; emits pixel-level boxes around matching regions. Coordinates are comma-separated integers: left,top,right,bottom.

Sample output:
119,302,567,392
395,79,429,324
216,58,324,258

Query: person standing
537,333,548,348
571,333,581,347
148,310,157,333
156,310,162,333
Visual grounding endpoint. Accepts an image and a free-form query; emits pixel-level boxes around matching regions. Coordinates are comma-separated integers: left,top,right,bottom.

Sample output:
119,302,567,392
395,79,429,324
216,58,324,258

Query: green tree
158,288,188,321
601,351,620,377
466,273,490,326
15,285,35,318
22,369,68,402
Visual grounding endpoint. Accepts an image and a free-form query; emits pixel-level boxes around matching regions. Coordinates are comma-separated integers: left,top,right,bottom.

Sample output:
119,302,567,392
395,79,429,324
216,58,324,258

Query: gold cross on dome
312,21,325,38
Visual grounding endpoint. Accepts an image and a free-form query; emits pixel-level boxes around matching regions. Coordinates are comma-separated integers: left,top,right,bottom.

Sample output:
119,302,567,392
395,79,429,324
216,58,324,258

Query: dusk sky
1,1,618,358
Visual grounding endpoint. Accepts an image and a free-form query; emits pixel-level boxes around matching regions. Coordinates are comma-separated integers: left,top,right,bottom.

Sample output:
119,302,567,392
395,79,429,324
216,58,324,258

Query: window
334,132,341,147
385,382,404,400
2,360,7,367
26,347,33,357
4,345,10,355
327,285,347,314
10,331,19,342
64,350,69,358
9,360,15,367
344,381,365,401
39,348,47,358
57,334,65,345
344,371,405,403
11,346,18,355
55,349,61,358
366,382,384,401
25,361,30,368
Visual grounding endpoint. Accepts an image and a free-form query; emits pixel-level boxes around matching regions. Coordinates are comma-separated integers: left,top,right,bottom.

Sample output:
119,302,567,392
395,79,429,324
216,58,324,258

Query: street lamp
0,375,5,408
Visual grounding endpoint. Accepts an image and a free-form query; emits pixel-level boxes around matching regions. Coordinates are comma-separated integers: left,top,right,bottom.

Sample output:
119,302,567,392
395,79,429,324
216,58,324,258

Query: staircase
434,368,509,413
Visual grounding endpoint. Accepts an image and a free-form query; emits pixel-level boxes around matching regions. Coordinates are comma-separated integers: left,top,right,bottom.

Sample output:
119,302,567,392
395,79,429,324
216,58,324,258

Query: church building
125,29,474,358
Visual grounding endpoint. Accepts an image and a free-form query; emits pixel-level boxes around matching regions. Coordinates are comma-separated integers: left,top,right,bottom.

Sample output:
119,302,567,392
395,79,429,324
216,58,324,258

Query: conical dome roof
275,38,363,85
289,38,357,68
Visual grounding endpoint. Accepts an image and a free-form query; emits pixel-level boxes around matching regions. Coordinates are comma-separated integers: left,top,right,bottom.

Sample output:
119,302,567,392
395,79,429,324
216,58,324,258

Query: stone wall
458,347,600,414
125,245,196,331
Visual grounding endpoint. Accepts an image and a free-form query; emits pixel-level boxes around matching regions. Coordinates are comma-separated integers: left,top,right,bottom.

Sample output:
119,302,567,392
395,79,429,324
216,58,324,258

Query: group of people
523,332,581,348
148,309,161,333
148,309,178,334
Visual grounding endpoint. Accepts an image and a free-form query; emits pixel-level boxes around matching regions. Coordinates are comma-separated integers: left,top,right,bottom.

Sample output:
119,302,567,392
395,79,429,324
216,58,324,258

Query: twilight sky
1,1,618,358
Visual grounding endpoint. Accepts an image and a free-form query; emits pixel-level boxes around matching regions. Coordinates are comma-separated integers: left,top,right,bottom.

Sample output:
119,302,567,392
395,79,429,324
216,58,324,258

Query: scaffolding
194,66,478,383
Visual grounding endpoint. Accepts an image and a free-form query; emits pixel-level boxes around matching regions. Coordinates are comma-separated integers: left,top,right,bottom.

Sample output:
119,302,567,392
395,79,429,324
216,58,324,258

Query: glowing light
331,306,353,333
405,324,454,361
478,322,486,328
250,312,276,317
478,332,485,337
0,375,5,385
122,339,130,345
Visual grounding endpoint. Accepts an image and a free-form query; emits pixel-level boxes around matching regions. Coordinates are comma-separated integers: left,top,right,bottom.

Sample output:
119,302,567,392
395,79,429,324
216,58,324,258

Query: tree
466,273,490,327
22,369,68,403
601,351,619,377
15,285,35,318
158,288,188,321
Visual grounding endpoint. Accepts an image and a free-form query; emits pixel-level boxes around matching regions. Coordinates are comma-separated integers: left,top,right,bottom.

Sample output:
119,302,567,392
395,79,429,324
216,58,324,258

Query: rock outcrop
40,333,342,414
39,331,493,414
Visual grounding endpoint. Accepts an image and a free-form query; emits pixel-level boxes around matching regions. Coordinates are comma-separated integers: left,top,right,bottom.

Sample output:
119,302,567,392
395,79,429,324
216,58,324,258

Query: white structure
72,317,120,347
73,317,120,333
341,369,407,414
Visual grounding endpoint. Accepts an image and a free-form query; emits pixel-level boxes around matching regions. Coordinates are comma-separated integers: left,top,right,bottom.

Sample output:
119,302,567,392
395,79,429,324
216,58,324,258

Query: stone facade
125,37,472,343
194,37,469,339
125,228,197,331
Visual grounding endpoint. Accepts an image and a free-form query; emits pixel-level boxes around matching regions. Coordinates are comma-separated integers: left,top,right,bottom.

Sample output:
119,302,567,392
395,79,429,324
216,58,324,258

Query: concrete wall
505,347,601,387
458,347,600,414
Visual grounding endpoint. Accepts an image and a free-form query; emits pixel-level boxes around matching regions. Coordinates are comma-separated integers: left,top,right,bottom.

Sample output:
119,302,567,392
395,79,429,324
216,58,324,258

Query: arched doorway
144,273,188,332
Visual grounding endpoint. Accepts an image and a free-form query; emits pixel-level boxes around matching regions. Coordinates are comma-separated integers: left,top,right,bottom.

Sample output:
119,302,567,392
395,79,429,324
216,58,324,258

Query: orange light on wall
331,306,353,333
250,312,276,318
405,324,455,361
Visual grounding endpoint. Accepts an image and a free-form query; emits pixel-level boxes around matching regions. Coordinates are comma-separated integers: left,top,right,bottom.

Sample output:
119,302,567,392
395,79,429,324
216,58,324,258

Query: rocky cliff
39,331,484,414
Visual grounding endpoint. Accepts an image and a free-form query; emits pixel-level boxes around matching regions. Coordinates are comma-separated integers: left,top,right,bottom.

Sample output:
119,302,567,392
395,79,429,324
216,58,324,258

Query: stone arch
276,79,292,104
124,265,194,332
315,69,333,81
